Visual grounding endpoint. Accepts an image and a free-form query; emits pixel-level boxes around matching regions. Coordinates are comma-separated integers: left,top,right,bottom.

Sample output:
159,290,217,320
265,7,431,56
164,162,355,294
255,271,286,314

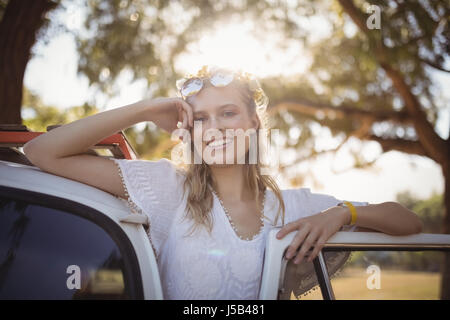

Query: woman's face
186,84,259,166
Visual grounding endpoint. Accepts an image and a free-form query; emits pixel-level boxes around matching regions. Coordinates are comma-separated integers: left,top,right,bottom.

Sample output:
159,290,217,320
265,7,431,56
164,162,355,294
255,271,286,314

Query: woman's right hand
146,97,194,136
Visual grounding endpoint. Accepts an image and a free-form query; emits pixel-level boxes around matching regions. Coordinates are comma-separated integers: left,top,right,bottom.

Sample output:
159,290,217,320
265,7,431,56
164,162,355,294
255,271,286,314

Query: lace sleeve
110,157,186,257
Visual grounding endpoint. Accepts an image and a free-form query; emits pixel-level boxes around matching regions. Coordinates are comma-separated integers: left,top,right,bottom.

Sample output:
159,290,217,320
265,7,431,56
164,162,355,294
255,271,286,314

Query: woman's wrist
130,98,158,122
334,205,352,226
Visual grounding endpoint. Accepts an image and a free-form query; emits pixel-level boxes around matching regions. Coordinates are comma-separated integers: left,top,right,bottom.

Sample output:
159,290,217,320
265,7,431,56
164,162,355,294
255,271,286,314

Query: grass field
294,267,441,300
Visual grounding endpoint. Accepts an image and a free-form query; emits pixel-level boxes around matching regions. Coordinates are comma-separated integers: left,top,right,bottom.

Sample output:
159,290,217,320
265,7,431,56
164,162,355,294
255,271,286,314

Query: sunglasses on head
176,65,269,109
176,67,238,99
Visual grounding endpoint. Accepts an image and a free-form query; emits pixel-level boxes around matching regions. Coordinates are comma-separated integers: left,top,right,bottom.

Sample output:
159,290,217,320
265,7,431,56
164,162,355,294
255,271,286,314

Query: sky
22,2,447,205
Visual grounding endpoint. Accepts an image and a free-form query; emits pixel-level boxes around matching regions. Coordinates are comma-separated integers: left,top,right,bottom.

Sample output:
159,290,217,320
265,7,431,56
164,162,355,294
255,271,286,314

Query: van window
0,193,142,299
286,250,444,300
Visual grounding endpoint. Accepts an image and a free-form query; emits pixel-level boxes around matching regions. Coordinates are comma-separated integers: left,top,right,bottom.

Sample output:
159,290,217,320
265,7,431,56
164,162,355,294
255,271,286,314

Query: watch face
181,78,203,97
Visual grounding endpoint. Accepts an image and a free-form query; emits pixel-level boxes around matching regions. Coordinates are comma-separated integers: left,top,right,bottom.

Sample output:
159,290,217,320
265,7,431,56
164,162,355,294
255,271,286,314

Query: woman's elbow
412,217,424,234
388,201,423,235
403,209,424,235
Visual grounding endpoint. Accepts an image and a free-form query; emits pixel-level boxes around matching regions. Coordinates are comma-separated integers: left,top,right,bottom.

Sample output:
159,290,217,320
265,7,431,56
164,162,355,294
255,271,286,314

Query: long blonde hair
174,79,286,237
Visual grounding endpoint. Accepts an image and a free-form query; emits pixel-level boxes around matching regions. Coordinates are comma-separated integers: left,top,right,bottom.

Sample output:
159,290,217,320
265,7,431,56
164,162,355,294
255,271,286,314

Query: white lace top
110,157,368,300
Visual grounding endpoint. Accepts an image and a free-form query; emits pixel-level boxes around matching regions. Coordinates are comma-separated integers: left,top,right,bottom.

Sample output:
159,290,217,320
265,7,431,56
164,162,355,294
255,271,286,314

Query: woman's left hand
275,207,348,264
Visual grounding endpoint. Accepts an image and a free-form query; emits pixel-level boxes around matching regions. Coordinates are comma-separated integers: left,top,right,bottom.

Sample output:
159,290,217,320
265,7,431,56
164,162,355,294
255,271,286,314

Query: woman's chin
203,152,248,166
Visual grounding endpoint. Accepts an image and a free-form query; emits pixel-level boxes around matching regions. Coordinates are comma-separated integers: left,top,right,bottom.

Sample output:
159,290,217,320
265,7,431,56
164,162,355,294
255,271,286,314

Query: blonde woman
23,65,423,300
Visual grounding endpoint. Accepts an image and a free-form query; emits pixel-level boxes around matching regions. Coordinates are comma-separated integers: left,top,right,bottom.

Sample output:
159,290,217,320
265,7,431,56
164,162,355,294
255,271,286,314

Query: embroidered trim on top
110,158,159,261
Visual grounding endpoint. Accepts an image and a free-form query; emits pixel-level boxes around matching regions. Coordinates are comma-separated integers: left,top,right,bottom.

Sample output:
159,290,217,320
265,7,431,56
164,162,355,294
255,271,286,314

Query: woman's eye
195,117,207,122
224,111,235,117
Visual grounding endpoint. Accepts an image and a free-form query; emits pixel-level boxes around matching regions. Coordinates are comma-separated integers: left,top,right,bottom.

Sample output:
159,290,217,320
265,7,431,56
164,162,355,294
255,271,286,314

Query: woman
23,65,423,300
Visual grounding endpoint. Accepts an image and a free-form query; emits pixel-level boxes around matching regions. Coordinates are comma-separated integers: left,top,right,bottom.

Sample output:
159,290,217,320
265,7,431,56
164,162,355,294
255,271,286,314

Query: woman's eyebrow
193,104,238,115
217,103,238,109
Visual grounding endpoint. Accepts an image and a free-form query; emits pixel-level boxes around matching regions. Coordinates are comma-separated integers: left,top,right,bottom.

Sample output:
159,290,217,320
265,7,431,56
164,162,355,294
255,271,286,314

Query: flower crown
176,65,269,111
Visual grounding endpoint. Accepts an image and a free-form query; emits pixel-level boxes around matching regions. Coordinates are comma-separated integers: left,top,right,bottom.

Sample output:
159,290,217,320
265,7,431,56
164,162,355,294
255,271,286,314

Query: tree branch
279,135,351,170
419,57,450,73
268,99,412,125
337,0,370,33
363,134,429,157
330,154,381,175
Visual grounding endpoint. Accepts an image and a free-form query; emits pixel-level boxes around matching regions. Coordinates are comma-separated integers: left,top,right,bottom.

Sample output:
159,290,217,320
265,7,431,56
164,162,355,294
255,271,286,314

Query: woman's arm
23,97,193,160
276,201,423,265
23,97,193,199
338,201,424,235
25,99,154,160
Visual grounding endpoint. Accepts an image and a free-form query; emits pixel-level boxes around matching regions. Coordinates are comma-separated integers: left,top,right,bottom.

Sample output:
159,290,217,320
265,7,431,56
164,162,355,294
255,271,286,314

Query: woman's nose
203,118,227,140
206,116,223,130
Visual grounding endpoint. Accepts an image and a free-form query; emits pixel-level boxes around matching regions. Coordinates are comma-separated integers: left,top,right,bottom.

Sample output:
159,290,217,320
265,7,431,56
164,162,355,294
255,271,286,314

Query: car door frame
259,229,450,300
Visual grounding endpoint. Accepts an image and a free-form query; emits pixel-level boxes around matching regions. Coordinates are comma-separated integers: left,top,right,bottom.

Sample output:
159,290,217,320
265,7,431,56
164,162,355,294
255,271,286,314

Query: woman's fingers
182,110,188,129
276,221,301,239
293,229,320,264
178,110,188,141
307,234,327,262
285,224,310,259
180,99,193,127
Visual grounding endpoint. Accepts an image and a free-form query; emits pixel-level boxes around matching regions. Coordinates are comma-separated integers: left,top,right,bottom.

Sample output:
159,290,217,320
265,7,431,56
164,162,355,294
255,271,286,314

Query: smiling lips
206,138,234,149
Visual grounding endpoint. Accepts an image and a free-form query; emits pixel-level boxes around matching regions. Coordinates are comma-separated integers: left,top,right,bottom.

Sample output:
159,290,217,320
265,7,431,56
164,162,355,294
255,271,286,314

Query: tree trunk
0,0,58,124
440,161,450,299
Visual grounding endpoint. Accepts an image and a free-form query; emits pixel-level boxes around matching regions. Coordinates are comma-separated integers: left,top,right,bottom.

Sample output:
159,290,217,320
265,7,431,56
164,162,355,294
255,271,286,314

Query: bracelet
337,201,357,225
